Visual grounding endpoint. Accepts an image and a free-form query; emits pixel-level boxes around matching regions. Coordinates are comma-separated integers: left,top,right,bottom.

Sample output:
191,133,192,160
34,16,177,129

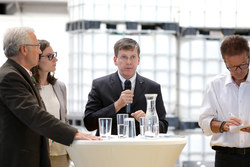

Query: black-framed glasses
23,44,40,50
226,63,249,71
39,52,57,61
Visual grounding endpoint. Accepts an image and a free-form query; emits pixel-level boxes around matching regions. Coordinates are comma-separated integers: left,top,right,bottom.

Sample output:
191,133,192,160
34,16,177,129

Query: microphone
124,80,131,114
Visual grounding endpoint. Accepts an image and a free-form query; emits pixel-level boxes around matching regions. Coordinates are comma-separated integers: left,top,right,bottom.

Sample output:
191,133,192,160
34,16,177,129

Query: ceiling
0,0,67,3
0,0,67,14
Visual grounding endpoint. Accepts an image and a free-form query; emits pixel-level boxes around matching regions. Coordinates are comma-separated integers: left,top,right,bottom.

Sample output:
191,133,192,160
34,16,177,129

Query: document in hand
229,124,250,132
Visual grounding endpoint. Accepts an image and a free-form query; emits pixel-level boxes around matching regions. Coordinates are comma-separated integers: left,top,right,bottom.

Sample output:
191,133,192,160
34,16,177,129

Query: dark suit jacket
84,71,168,136
0,59,77,167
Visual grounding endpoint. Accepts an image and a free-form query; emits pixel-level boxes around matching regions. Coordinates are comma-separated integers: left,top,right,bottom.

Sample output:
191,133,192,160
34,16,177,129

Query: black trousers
215,151,250,167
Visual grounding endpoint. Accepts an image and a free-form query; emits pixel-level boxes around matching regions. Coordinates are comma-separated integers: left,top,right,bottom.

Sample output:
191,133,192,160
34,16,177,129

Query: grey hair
3,27,34,58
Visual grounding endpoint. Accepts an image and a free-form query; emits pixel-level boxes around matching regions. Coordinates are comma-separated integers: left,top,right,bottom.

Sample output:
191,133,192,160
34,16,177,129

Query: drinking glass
117,114,128,138
98,118,112,139
124,118,136,138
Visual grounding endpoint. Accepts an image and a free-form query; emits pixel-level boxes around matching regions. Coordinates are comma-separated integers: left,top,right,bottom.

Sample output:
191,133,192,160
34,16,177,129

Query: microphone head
124,80,131,90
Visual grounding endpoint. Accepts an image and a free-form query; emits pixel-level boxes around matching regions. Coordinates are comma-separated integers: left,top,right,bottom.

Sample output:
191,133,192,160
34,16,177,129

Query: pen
229,112,237,117
229,112,243,125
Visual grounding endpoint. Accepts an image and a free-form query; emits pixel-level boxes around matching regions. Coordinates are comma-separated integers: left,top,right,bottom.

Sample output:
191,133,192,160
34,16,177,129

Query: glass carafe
144,94,159,138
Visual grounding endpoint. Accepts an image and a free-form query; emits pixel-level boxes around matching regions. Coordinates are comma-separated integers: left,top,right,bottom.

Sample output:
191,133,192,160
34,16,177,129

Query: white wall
0,2,69,84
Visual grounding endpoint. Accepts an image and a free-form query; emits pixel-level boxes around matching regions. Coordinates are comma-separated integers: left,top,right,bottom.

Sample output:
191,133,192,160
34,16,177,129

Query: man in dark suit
84,38,168,136
0,27,100,167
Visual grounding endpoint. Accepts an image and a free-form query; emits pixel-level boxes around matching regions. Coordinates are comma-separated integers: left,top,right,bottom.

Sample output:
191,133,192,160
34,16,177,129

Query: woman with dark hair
31,39,70,167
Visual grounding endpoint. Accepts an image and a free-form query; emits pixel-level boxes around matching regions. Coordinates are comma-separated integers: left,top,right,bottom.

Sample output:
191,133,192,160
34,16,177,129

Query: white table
66,135,187,167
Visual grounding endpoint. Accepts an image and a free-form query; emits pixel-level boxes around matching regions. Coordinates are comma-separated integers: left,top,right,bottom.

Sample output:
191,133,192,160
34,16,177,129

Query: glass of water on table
139,117,145,137
117,114,128,138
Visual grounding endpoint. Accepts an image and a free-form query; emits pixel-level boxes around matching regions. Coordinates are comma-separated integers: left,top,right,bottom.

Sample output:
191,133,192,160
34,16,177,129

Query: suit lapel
53,83,63,104
7,59,43,107
110,72,123,99
53,83,65,121
132,73,145,108
110,72,145,113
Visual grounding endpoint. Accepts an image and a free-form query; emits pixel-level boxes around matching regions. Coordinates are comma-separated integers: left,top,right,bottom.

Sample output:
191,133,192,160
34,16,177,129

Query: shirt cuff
200,117,214,136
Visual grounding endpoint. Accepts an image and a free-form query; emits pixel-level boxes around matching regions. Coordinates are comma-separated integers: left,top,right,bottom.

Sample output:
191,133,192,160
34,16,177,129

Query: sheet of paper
229,125,250,132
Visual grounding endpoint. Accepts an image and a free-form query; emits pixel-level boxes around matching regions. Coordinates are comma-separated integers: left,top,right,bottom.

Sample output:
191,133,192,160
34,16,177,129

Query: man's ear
113,56,117,66
19,45,27,56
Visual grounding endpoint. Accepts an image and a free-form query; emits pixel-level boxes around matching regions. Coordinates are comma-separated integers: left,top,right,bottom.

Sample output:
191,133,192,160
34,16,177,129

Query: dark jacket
0,59,77,167
84,71,168,136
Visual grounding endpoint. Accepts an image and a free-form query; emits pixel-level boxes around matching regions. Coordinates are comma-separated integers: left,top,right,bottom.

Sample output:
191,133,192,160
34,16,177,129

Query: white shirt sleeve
199,81,218,136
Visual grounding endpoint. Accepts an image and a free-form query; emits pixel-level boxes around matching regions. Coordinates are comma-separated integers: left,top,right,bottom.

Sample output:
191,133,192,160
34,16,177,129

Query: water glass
139,117,145,137
124,118,136,138
117,114,128,138
98,118,112,139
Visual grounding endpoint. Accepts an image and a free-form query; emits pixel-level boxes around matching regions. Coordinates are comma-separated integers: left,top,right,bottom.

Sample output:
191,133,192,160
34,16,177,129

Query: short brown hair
220,35,249,59
114,38,140,57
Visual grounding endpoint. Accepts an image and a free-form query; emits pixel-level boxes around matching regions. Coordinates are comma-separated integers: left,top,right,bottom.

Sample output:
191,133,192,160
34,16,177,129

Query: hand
240,127,250,133
73,132,102,140
49,139,53,146
223,117,242,132
114,90,134,112
118,90,134,106
131,110,145,122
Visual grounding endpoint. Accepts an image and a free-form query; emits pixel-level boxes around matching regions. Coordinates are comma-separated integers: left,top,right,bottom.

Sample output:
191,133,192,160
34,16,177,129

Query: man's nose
235,66,242,72
126,57,132,64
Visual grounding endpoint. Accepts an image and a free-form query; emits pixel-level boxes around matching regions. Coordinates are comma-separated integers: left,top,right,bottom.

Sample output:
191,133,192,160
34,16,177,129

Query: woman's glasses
39,52,57,61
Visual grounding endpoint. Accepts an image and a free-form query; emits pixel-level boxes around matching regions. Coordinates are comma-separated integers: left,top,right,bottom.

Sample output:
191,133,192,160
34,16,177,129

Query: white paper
229,125,250,132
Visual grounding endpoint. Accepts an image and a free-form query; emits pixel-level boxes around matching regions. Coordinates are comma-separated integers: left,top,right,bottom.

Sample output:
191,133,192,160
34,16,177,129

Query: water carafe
144,94,159,138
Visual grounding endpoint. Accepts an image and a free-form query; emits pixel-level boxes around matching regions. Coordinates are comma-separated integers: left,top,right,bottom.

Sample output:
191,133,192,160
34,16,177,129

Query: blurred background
1,0,250,166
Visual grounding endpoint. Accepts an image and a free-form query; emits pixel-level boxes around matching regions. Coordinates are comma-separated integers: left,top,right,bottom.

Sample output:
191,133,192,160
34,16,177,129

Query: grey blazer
53,80,68,124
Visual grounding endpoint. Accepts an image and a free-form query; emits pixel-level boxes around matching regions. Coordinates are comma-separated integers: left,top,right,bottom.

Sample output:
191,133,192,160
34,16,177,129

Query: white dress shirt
199,71,250,148
117,71,136,93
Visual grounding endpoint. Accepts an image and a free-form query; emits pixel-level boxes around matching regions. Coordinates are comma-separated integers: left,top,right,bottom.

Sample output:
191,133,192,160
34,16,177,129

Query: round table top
71,134,187,146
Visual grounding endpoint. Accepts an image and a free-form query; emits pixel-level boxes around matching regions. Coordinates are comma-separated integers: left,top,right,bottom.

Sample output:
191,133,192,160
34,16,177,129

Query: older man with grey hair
0,27,100,167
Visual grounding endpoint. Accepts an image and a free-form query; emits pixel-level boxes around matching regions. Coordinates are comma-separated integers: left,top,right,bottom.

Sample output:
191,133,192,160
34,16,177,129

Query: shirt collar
117,71,136,91
246,71,250,82
225,70,250,86
21,65,33,77
225,71,233,86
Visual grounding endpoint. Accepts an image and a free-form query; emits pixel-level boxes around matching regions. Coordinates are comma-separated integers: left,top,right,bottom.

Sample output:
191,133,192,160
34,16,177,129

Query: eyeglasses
226,63,249,71
39,52,57,61
23,44,40,50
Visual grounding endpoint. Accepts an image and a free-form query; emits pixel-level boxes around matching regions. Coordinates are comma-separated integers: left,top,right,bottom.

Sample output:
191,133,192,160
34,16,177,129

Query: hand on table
240,127,250,133
49,139,52,146
74,132,102,140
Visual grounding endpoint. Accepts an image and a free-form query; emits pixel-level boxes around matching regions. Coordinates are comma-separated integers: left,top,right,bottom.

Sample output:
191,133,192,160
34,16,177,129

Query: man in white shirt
199,35,250,167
